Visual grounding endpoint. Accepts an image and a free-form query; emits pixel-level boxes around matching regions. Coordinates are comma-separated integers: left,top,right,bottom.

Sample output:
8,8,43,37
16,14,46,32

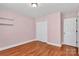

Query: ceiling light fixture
31,3,38,8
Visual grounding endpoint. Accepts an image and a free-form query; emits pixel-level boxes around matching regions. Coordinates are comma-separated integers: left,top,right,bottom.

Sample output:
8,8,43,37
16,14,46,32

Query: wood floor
0,41,78,56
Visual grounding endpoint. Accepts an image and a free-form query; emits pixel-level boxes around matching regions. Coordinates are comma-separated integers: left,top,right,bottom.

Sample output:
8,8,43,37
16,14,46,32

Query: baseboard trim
0,39,62,51
47,42,62,47
35,39,62,47
62,43,77,48
0,39,37,51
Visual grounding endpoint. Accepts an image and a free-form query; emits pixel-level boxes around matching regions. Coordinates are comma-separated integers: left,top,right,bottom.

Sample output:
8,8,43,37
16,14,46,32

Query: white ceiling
0,3,79,18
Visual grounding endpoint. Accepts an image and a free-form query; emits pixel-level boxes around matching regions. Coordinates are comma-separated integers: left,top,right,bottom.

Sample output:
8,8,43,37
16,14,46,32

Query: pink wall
0,10,35,48
47,12,61,45
0,10,62,48
35,12,62,46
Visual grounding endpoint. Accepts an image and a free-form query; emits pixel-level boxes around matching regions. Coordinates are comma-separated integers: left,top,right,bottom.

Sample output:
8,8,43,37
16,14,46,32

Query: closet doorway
36,21,48,42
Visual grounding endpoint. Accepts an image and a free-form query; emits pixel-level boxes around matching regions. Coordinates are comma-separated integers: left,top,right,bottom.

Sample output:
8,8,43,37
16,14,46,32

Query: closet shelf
0,17,14,21
0,23,13,26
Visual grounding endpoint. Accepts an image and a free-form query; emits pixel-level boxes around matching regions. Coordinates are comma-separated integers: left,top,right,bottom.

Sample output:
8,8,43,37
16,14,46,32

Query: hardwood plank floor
0,41,78,56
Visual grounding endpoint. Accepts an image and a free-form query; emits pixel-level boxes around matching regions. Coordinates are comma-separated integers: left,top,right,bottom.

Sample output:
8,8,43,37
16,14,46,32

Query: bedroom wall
47,12,62,46
0,10,35,49
35,12,62,46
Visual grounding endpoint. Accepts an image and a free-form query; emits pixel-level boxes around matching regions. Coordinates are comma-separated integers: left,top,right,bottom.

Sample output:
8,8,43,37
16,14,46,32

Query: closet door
36,21,48,42
64,18,76,46
78,17,79,47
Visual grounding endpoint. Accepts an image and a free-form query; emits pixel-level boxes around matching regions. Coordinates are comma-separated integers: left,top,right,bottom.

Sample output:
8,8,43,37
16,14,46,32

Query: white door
64,18,76,46
36,21,48,42
77,17,79,47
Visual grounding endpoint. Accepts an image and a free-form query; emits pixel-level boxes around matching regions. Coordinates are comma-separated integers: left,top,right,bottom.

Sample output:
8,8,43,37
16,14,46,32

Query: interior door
64,18,76,46
77,17,79,47
36,21,48,42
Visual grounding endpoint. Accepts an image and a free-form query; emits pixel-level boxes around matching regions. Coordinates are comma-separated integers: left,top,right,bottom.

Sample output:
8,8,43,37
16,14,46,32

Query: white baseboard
0,39,37,51
35,39,62,47
47,42,62,47
62,43,77,47
0,39,61,51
